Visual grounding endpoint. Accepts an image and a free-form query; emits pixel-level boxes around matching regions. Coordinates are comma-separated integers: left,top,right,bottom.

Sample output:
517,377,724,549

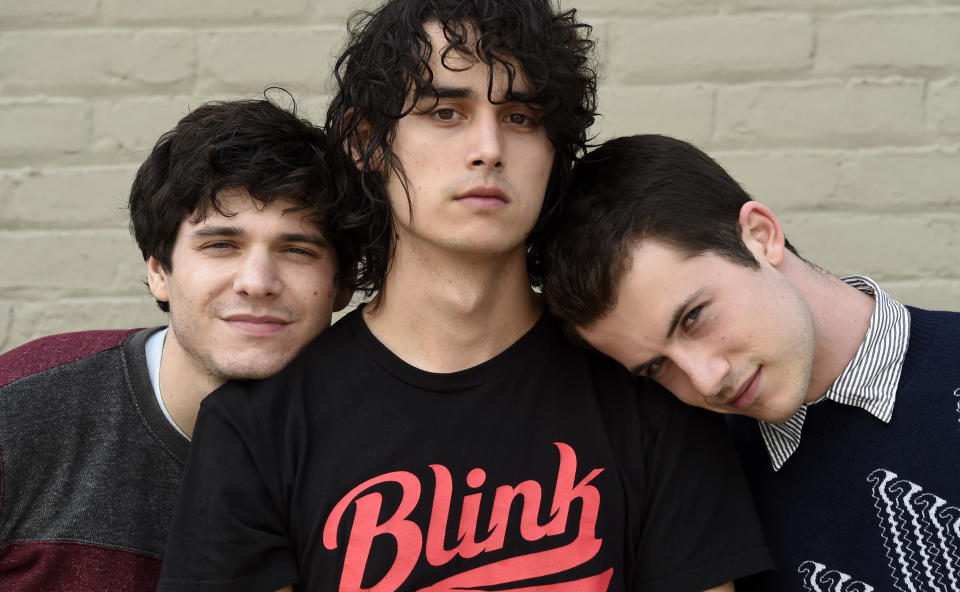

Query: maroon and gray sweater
0,328,189,591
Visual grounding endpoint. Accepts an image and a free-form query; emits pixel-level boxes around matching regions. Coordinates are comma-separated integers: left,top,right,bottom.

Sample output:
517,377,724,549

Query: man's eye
506,113,536,126
683,305,702,329
286,247,316,257
638,358,665,378
434,108,457,121
203,242,232,250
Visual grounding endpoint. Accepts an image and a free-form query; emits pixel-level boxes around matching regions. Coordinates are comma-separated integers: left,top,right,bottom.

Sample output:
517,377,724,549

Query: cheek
308,275,338,306
180,266,229,298
531,157,553,184
165,278,200,309
323,285,335,304
534,143,555,177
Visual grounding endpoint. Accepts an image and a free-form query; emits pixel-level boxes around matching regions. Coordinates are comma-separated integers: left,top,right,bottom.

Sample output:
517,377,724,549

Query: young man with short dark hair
0,99,351,592
542,133,960,591
158,2,773,591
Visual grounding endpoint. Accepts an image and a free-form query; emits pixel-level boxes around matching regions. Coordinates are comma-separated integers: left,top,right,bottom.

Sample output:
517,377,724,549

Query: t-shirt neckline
346,306,555,392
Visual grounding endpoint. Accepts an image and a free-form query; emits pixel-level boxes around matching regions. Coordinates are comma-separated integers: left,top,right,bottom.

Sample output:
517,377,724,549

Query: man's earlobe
145,256,171,303
738,201,786,267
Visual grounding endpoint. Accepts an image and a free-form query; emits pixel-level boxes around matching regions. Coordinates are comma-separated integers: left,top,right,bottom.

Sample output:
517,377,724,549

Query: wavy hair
543,135,800,328
326,0,597,294
129,95,353,312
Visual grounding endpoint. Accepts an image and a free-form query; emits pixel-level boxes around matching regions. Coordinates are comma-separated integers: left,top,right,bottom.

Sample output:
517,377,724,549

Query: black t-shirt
159,311,772,591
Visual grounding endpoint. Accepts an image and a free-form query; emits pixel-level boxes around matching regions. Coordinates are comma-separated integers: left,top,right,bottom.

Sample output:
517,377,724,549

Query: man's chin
212,356,294,383
736,389,806,424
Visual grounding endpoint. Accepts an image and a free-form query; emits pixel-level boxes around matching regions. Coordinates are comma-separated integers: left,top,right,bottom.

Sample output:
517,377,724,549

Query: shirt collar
757,276,911,471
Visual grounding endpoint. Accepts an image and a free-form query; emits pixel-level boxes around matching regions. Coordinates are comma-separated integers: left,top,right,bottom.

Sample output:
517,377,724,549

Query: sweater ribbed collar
758,276,910,471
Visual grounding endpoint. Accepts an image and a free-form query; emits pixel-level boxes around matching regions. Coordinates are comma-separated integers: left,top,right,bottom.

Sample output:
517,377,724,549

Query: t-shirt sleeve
634,382,775,591
157,395,298,592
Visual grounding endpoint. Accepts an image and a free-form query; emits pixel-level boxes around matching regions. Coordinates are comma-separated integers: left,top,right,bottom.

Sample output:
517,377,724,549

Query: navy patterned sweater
729,307,960,591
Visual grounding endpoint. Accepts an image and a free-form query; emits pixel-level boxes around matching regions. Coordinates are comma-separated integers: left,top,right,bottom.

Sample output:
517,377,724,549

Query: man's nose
465,113,504,170
678,349,730,400
233,250,282,297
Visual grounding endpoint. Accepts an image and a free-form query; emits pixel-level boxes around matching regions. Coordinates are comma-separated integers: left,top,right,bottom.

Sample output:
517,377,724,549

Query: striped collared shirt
758,276,910,471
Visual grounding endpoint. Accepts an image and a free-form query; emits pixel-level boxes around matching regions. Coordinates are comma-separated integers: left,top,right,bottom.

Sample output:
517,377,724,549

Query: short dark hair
326,0,597,294
543,134,798,327
129,96,352,312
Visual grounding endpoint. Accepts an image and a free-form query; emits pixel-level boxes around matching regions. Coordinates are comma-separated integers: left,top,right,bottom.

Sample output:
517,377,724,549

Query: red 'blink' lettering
322,442,607,591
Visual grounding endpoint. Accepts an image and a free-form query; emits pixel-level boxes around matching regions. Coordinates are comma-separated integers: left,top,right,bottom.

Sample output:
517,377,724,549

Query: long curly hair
326,0,597,294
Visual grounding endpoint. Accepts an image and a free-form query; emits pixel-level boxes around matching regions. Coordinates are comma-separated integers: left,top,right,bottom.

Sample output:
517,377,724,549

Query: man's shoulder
905,306,960,355
907,305,960,320
0,328,143,388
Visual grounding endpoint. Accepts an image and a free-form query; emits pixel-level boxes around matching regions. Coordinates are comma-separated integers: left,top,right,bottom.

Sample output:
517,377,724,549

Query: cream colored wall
1,0,958,353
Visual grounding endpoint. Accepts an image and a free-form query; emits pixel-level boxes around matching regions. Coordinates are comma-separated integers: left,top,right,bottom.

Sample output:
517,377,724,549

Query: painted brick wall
1,0,958,353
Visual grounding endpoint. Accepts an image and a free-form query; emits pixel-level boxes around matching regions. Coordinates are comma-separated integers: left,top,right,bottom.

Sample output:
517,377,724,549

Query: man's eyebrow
279,232,330,248
191,226,329,248
666,288,707,339
430,85,474,100
413,85,475,109
422,84,540,108
191,225,241,238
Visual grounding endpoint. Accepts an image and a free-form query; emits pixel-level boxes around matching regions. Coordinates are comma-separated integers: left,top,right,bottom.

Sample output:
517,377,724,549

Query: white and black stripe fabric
758,276,910,471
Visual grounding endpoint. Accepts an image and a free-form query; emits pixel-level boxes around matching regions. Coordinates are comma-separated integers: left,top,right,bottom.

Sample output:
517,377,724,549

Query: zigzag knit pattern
868,469,960,592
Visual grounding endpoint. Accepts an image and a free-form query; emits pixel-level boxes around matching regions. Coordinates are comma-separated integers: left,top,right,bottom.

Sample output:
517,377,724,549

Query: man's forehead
430,38,480,70
186,193,320,230
614,240,698,312
629,237,705,269
422,20,530,93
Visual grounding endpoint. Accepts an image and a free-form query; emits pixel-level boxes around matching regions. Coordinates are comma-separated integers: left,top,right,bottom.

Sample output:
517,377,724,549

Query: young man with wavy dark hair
0,98,351,592
542,134,960,591
159,2,773,590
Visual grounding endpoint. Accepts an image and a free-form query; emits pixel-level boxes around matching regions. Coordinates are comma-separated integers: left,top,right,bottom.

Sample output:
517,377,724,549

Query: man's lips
454,186,509,208
726,368,761,410
223,314,290,337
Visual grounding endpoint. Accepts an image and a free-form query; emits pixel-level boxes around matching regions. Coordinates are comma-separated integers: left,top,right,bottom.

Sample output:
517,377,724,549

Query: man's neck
158,332,222,438
789,260,876,404
363,243,542,373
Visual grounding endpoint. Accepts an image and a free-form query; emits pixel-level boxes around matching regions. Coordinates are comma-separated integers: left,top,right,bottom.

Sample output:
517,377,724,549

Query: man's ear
146,256,171,304
738,201,787,267
343,108,372,171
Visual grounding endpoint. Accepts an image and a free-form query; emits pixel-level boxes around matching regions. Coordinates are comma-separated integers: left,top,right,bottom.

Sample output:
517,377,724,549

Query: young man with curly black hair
541,134,960,591
159,2,773,590
0,99,351,592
